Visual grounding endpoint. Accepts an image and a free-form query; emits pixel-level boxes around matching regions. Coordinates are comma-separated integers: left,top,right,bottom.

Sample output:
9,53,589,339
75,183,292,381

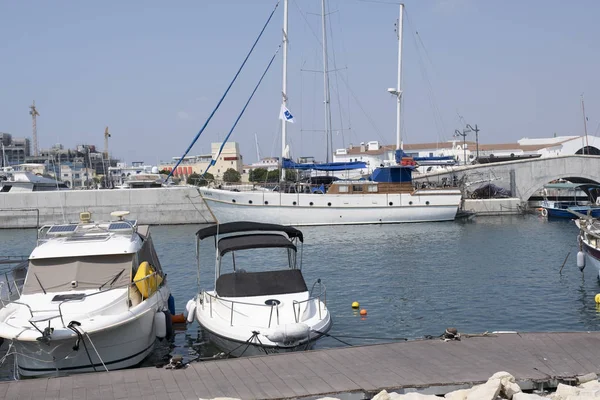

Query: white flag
279,104,295,123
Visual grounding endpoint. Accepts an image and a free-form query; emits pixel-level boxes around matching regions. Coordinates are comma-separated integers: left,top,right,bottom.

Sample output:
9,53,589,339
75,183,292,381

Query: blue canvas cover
282,158,367,171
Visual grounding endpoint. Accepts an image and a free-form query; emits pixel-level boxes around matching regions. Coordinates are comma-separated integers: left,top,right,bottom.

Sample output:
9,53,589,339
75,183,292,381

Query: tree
187,172,214,186
249,168,268,182
285,169,298,182
223,168,241,183
267,169,280,182
159,168,170,175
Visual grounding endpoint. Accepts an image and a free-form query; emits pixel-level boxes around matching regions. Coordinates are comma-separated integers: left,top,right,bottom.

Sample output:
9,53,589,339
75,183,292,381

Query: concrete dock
1,331,600,399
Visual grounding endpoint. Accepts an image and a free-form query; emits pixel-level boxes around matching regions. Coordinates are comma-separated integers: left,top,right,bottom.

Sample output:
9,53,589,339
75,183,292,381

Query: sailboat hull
200,188,461,225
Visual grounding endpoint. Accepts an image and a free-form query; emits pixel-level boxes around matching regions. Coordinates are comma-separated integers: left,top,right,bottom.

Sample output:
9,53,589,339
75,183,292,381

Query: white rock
444,388,470,400
513,393,549,400
490,371,516,383
581,381,600,390
577,373,599,385
554,383,580,399
502,380,522,399
392,394,442,399
372,390,391,400
466,378,502,400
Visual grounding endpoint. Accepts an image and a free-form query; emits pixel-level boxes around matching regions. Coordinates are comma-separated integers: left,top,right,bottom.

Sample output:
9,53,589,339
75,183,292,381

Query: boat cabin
196,222,306,298
24,212,165,305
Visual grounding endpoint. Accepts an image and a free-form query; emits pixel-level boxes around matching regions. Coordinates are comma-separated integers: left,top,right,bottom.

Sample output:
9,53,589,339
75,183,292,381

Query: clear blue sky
1,0,599,164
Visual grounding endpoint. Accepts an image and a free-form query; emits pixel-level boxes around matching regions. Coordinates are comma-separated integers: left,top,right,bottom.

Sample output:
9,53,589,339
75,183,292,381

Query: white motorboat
199,2,462,225
189,222,331,357
575,216,600,278
0,170,69,193
0,211,171,377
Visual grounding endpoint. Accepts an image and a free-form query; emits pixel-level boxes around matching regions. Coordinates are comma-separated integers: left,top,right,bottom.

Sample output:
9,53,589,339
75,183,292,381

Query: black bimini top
196,221,304,242
217,234,296,256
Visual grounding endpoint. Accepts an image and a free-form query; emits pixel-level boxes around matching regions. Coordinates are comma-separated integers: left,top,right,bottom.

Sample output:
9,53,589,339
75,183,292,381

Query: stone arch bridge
413,155,600,202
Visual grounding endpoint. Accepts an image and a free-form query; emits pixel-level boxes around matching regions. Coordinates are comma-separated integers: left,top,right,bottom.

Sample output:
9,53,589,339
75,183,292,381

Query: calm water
1,215,599,380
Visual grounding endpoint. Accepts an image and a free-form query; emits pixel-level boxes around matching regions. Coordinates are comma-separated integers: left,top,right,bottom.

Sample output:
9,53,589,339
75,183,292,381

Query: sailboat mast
582,95,589,155
396,3,404,151
281,0,289,180
321,0,333,163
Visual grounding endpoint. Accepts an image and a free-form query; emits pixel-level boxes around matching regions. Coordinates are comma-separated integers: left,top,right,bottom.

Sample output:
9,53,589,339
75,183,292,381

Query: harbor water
1,215,599,380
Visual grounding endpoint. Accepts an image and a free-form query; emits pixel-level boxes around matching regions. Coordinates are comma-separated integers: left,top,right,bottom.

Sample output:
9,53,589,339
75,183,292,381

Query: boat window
352,185,363,192
219,246,297,275
338,185,349,193
0,185,11,192
23,254,133,295
367,185,378,193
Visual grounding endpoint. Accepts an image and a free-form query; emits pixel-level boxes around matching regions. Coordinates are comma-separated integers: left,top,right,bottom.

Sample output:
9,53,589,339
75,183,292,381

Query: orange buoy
359,309,367,316
171,313,186,324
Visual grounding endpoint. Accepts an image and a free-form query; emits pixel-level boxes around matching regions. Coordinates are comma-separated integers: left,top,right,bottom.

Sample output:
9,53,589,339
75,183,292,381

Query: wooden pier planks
2,331,600,400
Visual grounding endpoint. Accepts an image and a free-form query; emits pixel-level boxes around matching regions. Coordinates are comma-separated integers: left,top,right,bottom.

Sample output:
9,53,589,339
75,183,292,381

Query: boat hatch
51,293,85,302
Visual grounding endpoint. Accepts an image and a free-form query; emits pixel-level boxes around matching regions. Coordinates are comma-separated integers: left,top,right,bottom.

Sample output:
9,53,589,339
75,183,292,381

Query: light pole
466,124,479,162
454,129,468,165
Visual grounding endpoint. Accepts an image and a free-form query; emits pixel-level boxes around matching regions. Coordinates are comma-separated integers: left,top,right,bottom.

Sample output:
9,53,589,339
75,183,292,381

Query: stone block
554,383,580,399
466,378,502,400
444,388,470,400
490,371,516,383
502,380,522,399
372,390,391,400
578,374,599,385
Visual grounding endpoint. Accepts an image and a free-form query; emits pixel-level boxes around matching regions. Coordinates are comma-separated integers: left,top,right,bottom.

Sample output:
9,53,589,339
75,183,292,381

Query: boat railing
0,257,28,306
3,271,164,328
201,291,282,328
201,279,327,328
293,279,327,323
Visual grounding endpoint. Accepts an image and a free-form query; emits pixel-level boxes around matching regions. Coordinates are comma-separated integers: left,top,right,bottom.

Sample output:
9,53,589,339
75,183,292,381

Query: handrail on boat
201,278,327,328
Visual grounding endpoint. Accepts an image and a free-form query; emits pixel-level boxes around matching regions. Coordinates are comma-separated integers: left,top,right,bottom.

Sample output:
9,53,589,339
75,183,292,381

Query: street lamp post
466,124,479,162
454,129,469,166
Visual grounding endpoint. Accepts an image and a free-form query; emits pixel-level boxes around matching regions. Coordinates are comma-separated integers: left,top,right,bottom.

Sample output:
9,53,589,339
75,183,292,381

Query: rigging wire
292,0,387,145
203,44,283,176
328,0,347,149
166,0,281,181
404,9,448,143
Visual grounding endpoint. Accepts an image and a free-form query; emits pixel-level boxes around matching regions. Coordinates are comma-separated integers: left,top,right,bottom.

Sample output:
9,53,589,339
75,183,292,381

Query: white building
108,161,158,187
333,135,600,174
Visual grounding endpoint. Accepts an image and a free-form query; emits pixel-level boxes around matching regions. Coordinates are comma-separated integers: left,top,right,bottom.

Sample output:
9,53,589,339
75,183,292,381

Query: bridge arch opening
575,146,600,155
528,177,600,203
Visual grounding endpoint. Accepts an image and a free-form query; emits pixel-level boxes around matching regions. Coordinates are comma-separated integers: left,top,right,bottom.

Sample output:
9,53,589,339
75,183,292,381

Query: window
63,174,68,177
367,185,378,193
74,174,80,179
352,185,363,192
338,185,349,193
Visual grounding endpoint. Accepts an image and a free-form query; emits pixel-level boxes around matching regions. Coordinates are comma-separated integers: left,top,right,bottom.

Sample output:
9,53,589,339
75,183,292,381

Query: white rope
83,332,108,372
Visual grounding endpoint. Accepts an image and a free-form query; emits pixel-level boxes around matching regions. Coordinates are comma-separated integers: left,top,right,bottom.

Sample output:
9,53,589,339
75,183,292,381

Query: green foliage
223,168,241,183
159,168,170,175
187,172,214,186
267,169,280,182
249,168,268,182
285,169,298,182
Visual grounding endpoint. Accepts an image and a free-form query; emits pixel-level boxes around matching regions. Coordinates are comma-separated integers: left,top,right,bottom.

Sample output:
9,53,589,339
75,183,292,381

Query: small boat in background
0,211,171,377
189,222,331,357
575,215,600,278
540,183,600,218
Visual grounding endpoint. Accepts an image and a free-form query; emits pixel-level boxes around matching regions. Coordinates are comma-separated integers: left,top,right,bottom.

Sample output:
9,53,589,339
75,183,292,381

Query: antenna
104,126,111,160
29,101,40,156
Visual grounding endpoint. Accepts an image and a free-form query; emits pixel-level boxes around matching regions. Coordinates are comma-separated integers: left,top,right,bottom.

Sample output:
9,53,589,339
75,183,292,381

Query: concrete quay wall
0,187,215,228
463,198,524,216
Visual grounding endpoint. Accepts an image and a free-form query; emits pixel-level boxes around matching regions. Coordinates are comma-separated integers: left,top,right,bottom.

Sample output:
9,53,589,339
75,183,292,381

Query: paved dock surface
2,331,600,400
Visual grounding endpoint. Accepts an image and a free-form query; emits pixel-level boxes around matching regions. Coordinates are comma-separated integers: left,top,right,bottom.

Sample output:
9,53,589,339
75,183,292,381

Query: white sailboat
200,2,462,226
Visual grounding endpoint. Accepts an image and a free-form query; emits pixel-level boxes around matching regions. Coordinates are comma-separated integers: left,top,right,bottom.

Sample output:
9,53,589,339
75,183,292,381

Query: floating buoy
155,311,167,339
540,208,548,217
168,294,176,315
359,309,367,316
352,301,360,309
186,299,195,314
187,301,196,323
172,313,186,324
577,251,586,271
595,294,600,304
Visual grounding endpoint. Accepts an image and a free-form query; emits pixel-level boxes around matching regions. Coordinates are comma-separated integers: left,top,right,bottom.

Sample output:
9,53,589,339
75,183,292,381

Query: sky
1,0,599,165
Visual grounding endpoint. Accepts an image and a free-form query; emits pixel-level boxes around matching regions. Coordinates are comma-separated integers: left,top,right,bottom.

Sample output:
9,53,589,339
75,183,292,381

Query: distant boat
0,170,69,193
540,183,600,218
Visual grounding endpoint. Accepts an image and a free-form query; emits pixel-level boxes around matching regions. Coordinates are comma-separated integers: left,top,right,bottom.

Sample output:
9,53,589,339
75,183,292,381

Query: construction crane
103,126,111,160
29,101,40,156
